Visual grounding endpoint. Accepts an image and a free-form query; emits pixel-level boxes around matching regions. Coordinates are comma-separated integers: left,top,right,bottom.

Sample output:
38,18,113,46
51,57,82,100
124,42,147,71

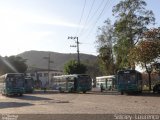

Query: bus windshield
6,76,24,88
118,73,136,84
78,75,91,84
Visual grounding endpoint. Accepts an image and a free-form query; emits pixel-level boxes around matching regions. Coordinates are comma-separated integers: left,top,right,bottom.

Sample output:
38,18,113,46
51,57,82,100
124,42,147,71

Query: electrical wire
87,0,105,26
73,0,115,55
75,0,86,36
85,0,112,38
78,0,105,37
78,0,96,36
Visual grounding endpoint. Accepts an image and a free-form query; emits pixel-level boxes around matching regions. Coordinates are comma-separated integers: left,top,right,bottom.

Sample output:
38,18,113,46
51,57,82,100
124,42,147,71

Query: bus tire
2,93,5,96
120,91,124,95
19,93,23,96
70,88,74,93
59,87,62,93
138,91,142,94
83,91,86,93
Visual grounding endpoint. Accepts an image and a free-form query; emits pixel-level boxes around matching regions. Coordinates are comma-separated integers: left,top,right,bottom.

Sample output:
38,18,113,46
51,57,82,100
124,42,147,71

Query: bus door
107,79,112,90
66,77,74,92
105,79,107,89
74,78,78,91
0,79,4,93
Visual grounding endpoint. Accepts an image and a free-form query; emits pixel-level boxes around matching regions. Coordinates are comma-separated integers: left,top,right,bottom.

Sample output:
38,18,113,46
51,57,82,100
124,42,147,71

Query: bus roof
0,73,24,77
117,70,141,74
96,75,115,79
53,74,90,78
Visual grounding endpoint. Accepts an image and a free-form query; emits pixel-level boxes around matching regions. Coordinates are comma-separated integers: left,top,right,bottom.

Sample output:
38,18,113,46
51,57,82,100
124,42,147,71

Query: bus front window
6,78,11,88
118,75,125,84
6,77,24,88
78,76,91,85
129,74,136,84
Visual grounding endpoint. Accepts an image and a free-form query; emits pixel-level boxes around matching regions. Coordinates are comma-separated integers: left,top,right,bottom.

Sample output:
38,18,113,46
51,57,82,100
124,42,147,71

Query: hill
17,50,98,71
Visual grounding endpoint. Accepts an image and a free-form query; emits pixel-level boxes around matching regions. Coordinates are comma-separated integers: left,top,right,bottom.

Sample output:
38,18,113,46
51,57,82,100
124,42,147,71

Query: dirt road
0,91,160,114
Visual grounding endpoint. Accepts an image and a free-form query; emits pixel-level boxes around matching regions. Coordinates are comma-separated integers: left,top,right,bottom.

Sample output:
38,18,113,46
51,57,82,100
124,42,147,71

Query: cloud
0,7,84,56
0,9,83,29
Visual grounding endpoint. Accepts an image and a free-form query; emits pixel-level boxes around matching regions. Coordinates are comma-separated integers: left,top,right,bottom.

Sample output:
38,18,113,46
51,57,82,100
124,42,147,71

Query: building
26,67,63,88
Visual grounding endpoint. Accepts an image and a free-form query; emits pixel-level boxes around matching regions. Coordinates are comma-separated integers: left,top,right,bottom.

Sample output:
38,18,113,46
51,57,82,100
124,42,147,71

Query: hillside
18,50,98,71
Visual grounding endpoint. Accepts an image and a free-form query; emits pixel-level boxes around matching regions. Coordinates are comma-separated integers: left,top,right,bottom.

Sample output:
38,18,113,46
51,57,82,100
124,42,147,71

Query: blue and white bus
0,73,25,96
52,74,92,93
117,70,142,95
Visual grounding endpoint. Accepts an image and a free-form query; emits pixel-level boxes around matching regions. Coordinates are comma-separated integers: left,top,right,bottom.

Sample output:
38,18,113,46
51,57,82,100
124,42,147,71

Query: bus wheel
138,91,142,94
19,93,23,96
83,91,86,93
70,88,74,93
120,91,124,95
59,87,62,93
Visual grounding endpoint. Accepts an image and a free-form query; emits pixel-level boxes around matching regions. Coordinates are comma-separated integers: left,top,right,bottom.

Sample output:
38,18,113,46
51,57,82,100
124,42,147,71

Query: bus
51,74,92,93
117,70,142,95
0,73,25,96
96,75,116,90
24,76,34,93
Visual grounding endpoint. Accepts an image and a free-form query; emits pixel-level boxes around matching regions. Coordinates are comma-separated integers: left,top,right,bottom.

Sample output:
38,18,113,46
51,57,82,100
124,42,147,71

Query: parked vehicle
0,73,25,96
117,70,142,95
96,75,116,91
52,74,92,93
24,76,34,93
153,83,160,93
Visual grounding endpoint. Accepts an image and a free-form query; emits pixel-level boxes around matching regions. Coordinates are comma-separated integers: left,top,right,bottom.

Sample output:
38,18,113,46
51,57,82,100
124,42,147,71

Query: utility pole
43,52,54,87
68,36,80,64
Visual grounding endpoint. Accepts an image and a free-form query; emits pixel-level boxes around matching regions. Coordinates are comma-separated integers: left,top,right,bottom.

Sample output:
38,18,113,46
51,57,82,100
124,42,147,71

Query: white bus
96,75,116,90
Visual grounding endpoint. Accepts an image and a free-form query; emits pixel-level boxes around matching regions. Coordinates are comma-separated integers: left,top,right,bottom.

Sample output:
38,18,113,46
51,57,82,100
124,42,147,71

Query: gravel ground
0,90,160,114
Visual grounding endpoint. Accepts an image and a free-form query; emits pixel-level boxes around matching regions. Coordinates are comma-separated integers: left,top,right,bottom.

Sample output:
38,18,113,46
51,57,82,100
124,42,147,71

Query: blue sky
0,0,159,57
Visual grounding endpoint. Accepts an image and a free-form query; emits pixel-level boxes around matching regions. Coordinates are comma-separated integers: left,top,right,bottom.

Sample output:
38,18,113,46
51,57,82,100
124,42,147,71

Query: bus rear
117,70,142,94
76,74,92,93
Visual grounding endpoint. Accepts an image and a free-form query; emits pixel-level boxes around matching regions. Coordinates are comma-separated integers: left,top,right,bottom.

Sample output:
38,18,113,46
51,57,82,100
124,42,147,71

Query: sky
0,0,159,57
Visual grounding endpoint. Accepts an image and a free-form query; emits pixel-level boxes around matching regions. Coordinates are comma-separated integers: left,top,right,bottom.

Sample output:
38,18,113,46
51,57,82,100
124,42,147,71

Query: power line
85,0,112,38
88,0,105,24
78,0,96,36
78,0,105,37
75,0,86,36
70,0,114,56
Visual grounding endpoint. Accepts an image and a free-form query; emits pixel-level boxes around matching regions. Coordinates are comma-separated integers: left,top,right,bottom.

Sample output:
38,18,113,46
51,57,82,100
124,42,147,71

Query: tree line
95,0,160,90
0,56,27,75
1,0,160,85
64,0,160,83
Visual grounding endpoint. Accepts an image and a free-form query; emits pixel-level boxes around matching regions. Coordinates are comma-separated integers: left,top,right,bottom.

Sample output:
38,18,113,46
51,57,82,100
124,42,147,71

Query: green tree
129,28,160,91
7,56,27,73
0,56,27,75
64,60,87,74
113,0,155,69
83,59,103,86
96,19,116,75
